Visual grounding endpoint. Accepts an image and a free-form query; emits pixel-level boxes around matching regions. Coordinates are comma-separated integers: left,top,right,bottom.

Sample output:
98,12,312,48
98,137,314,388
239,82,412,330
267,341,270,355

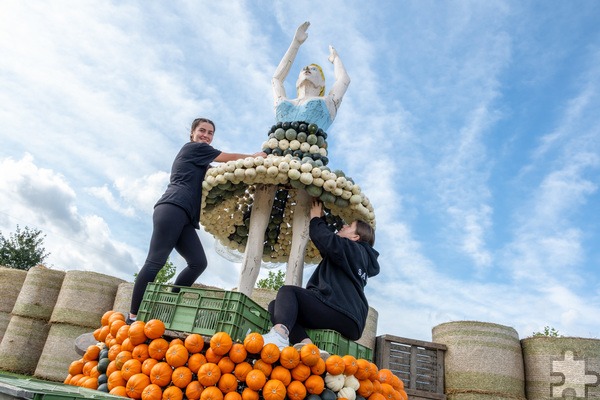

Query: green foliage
256,269,285,290
134,258,177,284
0,225,50,271
532,326,561,337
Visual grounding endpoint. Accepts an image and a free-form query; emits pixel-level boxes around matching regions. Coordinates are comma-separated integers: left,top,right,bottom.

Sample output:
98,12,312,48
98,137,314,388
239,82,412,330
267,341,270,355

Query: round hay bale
0,311,11,343
0,266,27,313
250,287,277,310
34,323,92,382
356,306,378,350
50,270,125,328
432,321,526,400
0,315,50,375
11,266,65,320
112,282,134,316
521,336,600,399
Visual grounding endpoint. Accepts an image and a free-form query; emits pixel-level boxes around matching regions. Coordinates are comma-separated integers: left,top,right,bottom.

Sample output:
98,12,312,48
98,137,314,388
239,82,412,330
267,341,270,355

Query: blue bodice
275,99,333,130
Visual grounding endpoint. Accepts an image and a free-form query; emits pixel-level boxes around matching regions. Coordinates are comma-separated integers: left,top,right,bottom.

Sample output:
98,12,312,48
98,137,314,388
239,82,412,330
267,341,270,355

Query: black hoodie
306,216,380,334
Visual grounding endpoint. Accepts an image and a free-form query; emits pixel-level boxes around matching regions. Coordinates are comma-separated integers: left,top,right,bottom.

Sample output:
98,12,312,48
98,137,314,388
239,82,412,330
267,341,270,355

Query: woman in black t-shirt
127,118,265,323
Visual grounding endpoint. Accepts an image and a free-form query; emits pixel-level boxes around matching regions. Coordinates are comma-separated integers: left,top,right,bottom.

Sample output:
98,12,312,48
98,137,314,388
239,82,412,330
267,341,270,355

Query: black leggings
268,285,361,344
130,203,208,315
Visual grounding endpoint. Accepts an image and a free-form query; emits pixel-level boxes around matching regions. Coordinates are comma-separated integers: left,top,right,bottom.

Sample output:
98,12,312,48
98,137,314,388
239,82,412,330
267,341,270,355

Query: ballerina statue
200,22,374,296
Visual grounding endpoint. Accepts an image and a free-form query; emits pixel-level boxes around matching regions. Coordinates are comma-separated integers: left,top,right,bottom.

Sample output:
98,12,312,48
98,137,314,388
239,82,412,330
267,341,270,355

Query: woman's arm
272,21,310,104
327,45,351,112
213,151,266,163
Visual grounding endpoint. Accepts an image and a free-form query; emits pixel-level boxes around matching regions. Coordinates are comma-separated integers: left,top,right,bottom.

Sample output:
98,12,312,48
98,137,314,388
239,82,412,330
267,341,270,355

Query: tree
0,225,50,270
532,326,561,337
256,270,285,290
134,258,177,284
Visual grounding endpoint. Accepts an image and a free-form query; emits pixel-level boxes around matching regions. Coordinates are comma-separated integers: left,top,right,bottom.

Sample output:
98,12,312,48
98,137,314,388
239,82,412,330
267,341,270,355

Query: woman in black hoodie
262,198,380,350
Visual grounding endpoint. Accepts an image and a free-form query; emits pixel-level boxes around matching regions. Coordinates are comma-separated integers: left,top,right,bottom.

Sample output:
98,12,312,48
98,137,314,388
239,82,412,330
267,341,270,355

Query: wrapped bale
11,266,65,320
521,336,600,399
0,266,27,313
432,321,526,400
356,306,378,350
50,270,125,328
112,282,134,316
0,315,50,374
34,322,90,382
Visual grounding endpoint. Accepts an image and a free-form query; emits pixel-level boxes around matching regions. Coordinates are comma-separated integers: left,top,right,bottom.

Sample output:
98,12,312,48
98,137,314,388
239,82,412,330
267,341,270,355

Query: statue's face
296,65,324,92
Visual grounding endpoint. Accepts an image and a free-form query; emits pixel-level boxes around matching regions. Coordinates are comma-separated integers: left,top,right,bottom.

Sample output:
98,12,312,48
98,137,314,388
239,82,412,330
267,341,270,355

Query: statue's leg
238,184,277,296
286,189,312,287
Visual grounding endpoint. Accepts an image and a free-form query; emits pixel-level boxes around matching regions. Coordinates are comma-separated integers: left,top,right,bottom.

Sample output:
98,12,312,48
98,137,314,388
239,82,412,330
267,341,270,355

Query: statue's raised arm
272,21,310,103
272,22,350,130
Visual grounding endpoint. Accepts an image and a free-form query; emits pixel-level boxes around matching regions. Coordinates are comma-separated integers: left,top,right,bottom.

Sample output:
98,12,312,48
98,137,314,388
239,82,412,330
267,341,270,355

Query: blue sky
1,1,599,342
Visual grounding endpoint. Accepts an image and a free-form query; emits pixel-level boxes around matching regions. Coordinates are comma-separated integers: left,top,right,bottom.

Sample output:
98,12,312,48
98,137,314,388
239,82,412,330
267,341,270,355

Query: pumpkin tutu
200,121,375,264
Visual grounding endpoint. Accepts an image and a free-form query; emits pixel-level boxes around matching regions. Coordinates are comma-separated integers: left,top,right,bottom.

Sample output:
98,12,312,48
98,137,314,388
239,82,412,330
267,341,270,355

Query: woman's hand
310,198,324,219
294,21,310,44
328,45,338,63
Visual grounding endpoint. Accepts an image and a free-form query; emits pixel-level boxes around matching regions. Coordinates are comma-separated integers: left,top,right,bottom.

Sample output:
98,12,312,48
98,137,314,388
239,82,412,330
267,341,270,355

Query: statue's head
296,64,325,96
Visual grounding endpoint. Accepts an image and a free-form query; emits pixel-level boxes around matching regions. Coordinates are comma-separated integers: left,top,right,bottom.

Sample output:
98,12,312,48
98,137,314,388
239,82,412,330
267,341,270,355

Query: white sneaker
262,327,290,350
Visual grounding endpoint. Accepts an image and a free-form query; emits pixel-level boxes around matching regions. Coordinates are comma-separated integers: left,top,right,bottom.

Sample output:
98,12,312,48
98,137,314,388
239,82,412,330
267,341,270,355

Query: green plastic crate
0,373,121,399
306,329,373,360
137,283,271,342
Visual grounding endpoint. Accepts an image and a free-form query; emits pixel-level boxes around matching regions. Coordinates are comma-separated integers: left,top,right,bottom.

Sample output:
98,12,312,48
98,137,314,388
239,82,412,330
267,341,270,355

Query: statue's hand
294,21,310,44
328,45,338,63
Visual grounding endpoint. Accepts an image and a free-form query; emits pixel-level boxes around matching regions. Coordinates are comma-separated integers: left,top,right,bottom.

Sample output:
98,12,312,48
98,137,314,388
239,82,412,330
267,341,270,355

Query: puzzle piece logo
551,350,599,398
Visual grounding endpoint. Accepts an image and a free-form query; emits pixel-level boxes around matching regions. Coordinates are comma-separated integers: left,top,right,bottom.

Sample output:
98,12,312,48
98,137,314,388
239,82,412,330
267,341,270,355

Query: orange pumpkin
149,361,173,387
325,355,345,375
217,373,238,394
165,344,189,368
224,391,242,400
201,385,224,400
291,363,311,382
108,312,126,325
115,350,133,369
197,362,222,387
148,338,169,360
245,369,267,391
368,362,379,380
106,360,118,378
83,345,100,362
142,358,159,376
354,358,372,380
171,366,193,389
108,344,122,362
205,347,223,363
253,359,273,377
286,380,307,400
210,331,233,356
260,343,281,364
121,359,142,380
188,352,208,373
82,360,98,376
270,366,291,386
390,374,404,391
186,381,204,400
141,383,162,400
241,387,259,400
132,343,150,362
80,377,98,389
68,359,85,376
368,393,386,400
357,378,374,397
342,355,358,376
279,347,300,370
163,385,184,400
110,319,127,337
128,321,148,346
116,324,130,344
101,310,116,326
304,375,324,395
299,344,320,367
229,343,248,364
243,332,264,354
143,319,166,339
233,361,253,382
169,338,184,347
97,325,110,342
121,337,135,352
217,356,236,374
107,371,126,391
262,379,286,400
125,373,150,399
109,385,127,397
184,333,205,354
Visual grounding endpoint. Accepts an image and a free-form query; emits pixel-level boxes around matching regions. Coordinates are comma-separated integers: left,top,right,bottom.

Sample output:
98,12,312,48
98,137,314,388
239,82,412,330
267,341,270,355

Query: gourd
324,373,345,391
338,386,357,400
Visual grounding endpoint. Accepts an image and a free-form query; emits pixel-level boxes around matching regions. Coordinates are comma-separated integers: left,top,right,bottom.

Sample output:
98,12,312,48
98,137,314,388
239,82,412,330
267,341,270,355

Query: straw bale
35,322,92,382
521,336,600,400
112,282,134,316
50,270,125,328
356,306,378,350
0,311,11,344
0,315,50,375
11,266,65,320
432,321,525,400
0,266,27,313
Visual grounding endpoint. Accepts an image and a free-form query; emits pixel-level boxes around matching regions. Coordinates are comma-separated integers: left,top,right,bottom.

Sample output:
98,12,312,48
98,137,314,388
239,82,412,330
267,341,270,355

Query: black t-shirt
155,142,221,228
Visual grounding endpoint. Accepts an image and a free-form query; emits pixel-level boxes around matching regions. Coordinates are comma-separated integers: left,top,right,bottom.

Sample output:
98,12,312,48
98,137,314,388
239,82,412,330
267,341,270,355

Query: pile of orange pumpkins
64,310,408,400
